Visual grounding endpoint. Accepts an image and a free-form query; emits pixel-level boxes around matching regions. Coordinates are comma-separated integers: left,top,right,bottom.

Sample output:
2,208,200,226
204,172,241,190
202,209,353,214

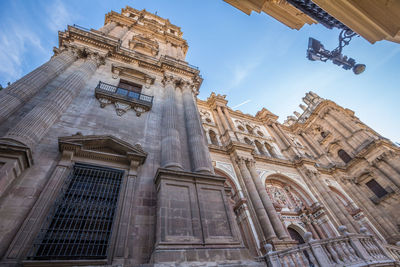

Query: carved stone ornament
98,97,112,108
133,106,146,117
111,65,155,87
115,102,131,116
58,134,147,165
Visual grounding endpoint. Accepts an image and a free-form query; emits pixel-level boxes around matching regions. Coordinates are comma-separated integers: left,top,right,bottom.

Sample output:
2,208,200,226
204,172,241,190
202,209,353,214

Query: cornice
59,26,199,79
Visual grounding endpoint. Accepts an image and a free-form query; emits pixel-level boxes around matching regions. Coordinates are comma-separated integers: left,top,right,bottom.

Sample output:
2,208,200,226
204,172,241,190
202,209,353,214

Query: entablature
59,25,199,79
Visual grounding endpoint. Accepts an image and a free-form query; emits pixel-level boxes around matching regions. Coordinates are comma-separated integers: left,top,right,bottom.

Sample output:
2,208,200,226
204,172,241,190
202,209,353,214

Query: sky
0,0,399,142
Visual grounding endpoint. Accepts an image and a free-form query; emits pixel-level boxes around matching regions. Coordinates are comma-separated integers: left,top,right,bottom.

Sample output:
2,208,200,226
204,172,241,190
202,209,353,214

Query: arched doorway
287,227,305,244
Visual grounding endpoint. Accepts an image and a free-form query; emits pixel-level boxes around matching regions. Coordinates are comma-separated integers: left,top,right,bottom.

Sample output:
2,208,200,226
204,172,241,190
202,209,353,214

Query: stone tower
0,6,256,267
1,5,400,267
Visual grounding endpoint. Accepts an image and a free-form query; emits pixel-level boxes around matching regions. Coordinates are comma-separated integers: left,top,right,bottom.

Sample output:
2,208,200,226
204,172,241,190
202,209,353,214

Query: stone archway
214,169,260,256
263,174,334,241
287,226,305,244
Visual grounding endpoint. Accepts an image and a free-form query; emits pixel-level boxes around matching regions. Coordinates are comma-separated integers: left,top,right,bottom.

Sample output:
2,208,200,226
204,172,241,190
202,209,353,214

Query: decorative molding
58,133,147,165
111,65,155,88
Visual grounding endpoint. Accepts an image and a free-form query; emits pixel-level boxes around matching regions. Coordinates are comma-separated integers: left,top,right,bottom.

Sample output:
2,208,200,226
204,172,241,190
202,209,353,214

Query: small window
237,125,245,131
338,149,352,163
209,130,219,146
321,131,328,138
366,179,388,198
117,80,142,99
244,137,252,145
257,131,264,137
246,125,253,134
255,140,266,155
265,143,277,158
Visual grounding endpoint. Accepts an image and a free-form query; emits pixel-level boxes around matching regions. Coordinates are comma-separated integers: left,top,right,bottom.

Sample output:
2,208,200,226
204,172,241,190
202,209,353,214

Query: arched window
257,130,264,137
246,125,253,134
209,130,219,146
321,131,328,138
366,179,388,198
338,149,352,163
287,227,305,244
265,143,277,158
255,140,266,155
244,137,252,145
237,125,245,131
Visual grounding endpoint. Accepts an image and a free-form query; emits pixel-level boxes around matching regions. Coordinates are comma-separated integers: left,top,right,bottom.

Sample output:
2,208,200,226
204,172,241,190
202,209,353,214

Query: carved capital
236,156,250,166
87,52,106,67
246,159,257,168
52,44,79,58
304,168,319,179
162,74,178,87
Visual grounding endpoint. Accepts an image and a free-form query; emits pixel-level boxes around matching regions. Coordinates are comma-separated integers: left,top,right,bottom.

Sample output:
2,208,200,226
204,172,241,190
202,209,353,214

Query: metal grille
286,0,351,31
29,163,124,260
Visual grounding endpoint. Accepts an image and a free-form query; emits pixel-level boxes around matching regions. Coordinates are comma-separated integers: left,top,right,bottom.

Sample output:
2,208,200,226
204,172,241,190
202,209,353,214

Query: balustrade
264,229,398,266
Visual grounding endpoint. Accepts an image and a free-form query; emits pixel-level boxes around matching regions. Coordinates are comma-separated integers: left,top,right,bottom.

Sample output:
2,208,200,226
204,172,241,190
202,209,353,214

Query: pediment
58,134,147,164
112,65,155,87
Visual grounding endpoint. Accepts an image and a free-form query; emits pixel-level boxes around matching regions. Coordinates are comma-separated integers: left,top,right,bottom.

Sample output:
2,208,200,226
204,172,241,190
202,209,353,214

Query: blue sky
1,0,399,142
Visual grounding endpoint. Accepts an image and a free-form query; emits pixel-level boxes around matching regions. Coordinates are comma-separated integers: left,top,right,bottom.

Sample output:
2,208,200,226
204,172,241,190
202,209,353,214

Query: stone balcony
94,81,153,116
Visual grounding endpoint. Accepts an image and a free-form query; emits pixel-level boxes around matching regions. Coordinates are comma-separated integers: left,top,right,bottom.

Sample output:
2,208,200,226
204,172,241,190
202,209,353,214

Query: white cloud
0,23,46,83
46,0,75,32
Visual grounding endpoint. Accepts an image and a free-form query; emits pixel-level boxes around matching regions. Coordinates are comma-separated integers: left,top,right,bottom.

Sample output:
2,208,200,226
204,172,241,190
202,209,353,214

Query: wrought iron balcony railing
95,81,153,116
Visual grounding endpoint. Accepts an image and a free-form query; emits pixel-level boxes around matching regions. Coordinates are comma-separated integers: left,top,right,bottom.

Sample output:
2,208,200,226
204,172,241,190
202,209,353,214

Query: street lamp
307,30,366,74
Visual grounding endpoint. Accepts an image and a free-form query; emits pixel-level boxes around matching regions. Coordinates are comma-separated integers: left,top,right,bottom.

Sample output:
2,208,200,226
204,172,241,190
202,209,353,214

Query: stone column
300,131,325,157
312,220,327,238
181,82,213,173
216,106,230,135
223,107,235,131
372,158,400,189
236,158,277,241
160,75,183,170
299,131,319,157
109,25,128,39
327,110,353,135
342,179,397,239
2,53,101,149
323,112,356,151
382,156,400,187
116,26,129,40
0,48,77,124
246,160,289,240
271,123,290,148
304,169,356,233
271,123,299,158
304,219,319,239
222,106,239,141
98,21,117,34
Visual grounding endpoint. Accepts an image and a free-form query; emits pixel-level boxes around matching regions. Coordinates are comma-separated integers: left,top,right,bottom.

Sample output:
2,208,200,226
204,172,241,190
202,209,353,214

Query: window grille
366,179,388,198
29,163,124,260
338,149,352,163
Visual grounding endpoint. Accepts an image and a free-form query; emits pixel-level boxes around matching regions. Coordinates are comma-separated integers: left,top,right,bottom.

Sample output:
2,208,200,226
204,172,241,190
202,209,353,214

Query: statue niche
129,34,159,56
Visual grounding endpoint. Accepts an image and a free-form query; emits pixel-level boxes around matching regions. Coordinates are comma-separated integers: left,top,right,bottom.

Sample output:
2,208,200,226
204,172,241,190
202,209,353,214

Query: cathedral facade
0,6,399,267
